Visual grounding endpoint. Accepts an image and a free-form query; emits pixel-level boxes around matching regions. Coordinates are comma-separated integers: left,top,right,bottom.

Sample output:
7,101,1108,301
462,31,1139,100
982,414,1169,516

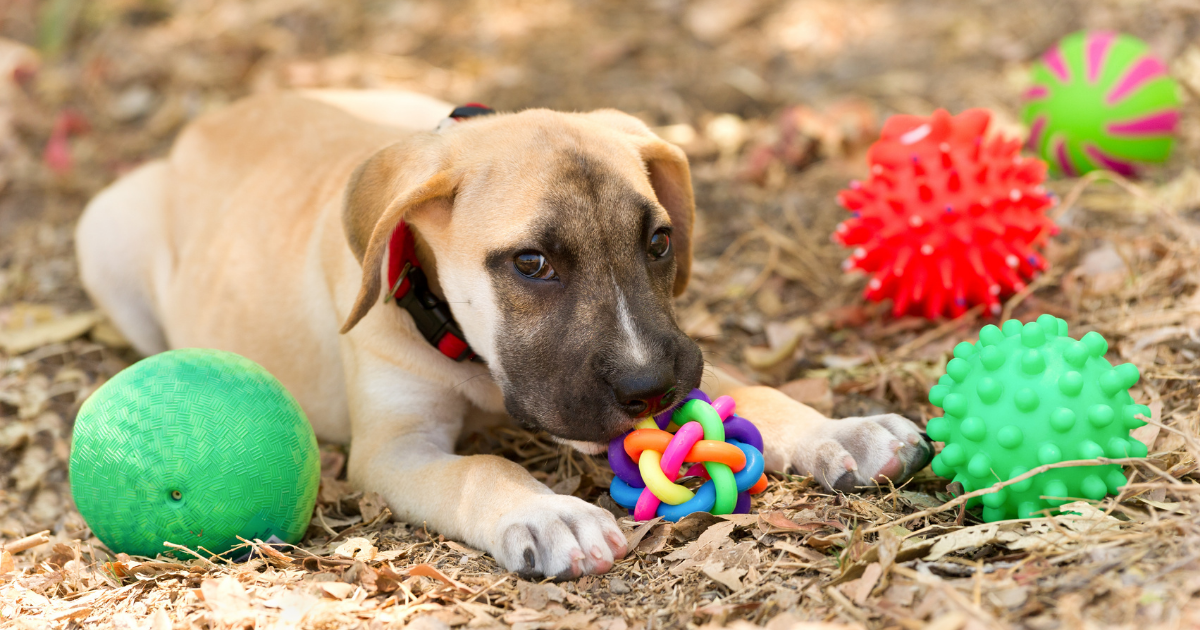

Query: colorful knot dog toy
833,108,1057,320
1022,30,1181,177
608,390,768,522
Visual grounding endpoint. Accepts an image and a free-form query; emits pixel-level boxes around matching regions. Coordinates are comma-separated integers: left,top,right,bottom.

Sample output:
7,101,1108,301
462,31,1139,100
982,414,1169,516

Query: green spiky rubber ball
927,315,1149,522
70,349,320,558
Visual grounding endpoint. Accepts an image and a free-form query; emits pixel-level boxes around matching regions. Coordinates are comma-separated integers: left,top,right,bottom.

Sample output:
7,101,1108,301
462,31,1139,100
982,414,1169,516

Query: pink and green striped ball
1022,31,1181,177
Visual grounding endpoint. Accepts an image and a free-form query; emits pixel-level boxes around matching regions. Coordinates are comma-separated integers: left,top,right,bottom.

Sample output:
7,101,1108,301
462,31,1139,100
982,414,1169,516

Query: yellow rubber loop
635,418,659,430
638,450,694,505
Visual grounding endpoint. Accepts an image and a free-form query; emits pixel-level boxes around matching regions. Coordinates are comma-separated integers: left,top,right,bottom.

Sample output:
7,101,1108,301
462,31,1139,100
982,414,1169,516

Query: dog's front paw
492,494,627,580
800,414,933,493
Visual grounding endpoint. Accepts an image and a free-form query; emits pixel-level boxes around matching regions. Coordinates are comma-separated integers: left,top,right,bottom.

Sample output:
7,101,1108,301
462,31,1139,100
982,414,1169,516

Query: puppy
75,90,932,579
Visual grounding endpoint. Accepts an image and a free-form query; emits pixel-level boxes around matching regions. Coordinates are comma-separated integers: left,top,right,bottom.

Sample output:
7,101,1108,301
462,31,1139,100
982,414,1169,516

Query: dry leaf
763,612,862,629
89,319,130,349
0,550,12,574
550,474,581,495
317,581,356,599
554,612,597,629
0,311,100,354
773,541,826,563
702,560,746,591
201,577,255,625
410,563,470,591
672,511,725,542
636,523,672,554
925,611,968,630
265,589,320,624
333,537,377,562
714,544,759,575
1131,400,1163,449
518,580,567,611
926,522,1022,561
845,562,882,604
778,377,833,414
445,541,483,558
148,609,172,630
503,608,547,624
624,516,664,549
667,520,736,562
358,492,387,522
760,511,805,531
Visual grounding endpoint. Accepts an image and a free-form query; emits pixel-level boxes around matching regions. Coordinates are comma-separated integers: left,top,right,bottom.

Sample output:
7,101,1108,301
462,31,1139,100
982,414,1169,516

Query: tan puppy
76,90,932,579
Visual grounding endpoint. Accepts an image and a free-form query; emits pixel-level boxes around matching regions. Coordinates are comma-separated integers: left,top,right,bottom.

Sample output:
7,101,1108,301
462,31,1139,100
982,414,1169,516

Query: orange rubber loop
623,429,747,472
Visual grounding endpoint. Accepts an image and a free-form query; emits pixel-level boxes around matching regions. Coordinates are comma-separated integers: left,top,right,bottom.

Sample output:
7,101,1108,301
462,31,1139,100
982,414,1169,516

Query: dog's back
76,93,437,440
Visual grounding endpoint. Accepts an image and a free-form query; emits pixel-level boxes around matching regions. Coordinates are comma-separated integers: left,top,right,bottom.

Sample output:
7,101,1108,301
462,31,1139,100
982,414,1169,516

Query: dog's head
340,109,704,448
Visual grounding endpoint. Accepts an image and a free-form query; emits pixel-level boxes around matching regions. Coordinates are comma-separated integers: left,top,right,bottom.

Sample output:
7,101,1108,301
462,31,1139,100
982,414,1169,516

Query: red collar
384,103,495,363
386,221,476,362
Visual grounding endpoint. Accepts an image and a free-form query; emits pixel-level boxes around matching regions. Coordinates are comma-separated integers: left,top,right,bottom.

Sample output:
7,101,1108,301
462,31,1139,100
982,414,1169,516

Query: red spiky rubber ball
833,109,1058,319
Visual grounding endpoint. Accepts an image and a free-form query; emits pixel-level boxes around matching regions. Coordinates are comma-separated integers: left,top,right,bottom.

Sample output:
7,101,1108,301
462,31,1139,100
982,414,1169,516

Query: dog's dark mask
486,150,704,444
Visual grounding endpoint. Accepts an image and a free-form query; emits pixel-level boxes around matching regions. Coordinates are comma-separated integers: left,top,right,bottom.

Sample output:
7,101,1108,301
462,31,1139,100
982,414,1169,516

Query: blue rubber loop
609,476,643,508
654,440,765,522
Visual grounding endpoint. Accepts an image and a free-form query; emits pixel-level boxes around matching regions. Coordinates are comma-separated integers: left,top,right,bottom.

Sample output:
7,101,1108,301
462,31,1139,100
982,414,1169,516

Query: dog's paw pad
808,414,933,492
494,494,626,579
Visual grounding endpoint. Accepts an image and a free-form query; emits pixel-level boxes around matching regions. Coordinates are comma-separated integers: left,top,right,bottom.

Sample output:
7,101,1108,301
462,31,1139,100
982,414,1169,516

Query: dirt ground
3,0,1200,628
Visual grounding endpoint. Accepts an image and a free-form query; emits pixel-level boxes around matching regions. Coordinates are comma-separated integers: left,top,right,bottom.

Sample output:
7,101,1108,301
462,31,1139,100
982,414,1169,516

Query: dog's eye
648,228,671,259
514,252,557,280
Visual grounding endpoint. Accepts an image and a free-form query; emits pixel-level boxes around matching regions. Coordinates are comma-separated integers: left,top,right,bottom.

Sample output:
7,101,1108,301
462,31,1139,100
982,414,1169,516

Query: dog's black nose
612,367,676,418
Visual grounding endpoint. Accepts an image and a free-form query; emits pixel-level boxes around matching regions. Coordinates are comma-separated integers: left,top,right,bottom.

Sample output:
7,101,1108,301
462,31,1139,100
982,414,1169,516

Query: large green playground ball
926,315,1149,522
70,349,320,558
1022,31,1181,177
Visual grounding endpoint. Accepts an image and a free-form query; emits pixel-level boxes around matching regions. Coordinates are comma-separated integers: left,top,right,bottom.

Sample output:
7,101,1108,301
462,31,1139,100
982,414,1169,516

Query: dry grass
4,0,1200,627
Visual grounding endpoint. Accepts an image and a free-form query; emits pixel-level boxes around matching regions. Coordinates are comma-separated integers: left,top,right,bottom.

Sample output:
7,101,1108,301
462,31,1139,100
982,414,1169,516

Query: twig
890,306,983,360
460,575,510,605
1049,170,1128,221
3,530,50,553
892,565,1004,630
314,506,339,538
1000,266,1062,322
826,457,1148,540
824,585,871,624
162,542,217,567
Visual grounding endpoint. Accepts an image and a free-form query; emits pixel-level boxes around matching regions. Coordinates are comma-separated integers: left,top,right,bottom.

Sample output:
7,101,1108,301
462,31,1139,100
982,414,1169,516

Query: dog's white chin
550,435,609,455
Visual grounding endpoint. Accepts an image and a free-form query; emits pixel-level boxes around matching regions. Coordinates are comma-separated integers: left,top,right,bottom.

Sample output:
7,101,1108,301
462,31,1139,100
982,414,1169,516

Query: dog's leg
344,365,626,579
702,366,933,492
75,160,172,355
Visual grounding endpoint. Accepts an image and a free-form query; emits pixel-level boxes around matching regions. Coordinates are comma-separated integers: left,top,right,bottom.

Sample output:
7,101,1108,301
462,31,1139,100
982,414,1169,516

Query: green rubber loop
672,399,737,513
673,399,725,441
705,461,737,514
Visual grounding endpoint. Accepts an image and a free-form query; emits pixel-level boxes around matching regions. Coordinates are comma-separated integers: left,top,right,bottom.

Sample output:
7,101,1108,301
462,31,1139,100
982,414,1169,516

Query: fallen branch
829,457,1150,540
3,531,50,553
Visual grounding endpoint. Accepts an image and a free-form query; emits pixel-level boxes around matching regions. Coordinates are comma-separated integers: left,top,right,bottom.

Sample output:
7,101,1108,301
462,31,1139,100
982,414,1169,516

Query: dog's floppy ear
640,140,694,296
585,110,696,296
340,135,453,333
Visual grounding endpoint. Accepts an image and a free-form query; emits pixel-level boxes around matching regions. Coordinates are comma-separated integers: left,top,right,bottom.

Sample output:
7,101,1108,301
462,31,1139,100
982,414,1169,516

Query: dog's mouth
543,391,697,455
549,435,610,455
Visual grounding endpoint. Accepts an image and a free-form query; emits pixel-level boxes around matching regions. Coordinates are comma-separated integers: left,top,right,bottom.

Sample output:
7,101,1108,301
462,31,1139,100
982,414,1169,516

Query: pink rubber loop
711,395,736,421
633,487,660,520
659,422,703,478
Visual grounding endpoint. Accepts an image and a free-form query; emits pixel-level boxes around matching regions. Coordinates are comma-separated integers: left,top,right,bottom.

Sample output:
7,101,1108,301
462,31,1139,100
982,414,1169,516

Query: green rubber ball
1022,30,1181,177
70,348,320,558
926,315,1149,522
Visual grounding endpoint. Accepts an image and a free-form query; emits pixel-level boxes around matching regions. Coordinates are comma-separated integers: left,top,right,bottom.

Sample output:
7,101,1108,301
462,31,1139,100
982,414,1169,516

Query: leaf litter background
3,0,1200,628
